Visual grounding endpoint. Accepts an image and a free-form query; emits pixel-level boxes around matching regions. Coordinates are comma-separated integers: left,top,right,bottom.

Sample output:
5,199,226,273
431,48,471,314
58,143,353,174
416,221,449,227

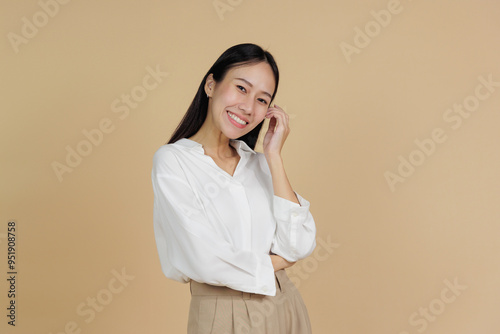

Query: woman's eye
237,85,246,92
258,98,268,104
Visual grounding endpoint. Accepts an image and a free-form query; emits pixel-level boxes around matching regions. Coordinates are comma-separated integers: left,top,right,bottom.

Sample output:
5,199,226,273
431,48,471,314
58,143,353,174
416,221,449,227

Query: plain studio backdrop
1,0,499,333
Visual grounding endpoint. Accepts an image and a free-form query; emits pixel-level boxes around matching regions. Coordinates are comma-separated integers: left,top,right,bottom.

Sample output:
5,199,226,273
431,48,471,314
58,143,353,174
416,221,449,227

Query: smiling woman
168,43,280,150
151,43,317,333
194,61,276,141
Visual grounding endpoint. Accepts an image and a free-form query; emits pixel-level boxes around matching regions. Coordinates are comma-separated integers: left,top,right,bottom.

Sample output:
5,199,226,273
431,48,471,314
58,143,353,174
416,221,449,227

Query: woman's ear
204,74,215,98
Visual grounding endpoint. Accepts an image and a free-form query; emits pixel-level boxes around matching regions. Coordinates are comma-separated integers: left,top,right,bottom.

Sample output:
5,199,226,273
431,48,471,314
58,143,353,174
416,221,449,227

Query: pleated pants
187,269,312,334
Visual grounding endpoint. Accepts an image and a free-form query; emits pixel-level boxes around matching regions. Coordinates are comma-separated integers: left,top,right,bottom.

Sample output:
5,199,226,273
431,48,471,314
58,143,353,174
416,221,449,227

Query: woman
151,43,317,333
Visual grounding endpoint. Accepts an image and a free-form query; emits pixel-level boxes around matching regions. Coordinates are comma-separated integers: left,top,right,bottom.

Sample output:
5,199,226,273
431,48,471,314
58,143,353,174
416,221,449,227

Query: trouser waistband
189,269,288,299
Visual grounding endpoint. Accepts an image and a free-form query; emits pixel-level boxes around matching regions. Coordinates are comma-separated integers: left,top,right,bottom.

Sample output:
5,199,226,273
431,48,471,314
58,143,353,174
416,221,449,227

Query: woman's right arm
152,146,277,296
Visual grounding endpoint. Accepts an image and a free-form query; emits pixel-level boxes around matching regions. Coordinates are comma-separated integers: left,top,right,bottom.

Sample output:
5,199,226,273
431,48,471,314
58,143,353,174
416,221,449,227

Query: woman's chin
224,128,252,140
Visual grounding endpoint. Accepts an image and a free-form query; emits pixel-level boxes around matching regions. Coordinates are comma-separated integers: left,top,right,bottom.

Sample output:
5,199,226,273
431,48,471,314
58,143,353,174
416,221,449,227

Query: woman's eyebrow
235,78,272,99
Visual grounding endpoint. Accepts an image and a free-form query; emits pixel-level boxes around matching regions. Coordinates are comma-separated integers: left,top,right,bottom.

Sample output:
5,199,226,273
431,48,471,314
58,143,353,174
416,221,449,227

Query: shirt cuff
273,191,311,222
272,191,316,262
255,254,276,296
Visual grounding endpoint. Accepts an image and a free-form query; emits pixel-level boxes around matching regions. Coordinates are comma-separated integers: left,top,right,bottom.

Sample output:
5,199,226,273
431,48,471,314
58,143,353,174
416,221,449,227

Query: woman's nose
238,96,254,113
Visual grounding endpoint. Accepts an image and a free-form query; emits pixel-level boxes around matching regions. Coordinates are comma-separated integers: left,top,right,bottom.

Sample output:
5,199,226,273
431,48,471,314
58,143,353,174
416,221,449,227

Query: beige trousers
187,269,312,334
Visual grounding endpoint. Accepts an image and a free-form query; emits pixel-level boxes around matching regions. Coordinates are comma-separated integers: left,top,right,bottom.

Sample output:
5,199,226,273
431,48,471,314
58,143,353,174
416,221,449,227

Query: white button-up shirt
151,138,317,296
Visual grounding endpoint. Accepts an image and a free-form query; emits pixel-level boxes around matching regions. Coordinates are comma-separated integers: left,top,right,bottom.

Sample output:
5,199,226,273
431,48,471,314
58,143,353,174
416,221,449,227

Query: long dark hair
167,43,280,149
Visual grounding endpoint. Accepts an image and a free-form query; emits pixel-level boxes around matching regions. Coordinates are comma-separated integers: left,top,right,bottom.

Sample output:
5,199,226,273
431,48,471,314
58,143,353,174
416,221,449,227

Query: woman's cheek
256,107,268,121
225,90,240,104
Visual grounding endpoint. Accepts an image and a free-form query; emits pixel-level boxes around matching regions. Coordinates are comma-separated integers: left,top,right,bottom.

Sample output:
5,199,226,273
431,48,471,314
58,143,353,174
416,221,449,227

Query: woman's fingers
266,105,290,131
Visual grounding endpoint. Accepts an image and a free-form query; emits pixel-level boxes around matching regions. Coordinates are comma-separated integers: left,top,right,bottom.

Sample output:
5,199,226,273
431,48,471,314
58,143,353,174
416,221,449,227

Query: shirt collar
174,138,256,155
229,139,256,155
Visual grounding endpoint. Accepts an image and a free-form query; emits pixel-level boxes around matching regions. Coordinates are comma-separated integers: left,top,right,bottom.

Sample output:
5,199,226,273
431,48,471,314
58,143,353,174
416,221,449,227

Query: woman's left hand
263,104,290,157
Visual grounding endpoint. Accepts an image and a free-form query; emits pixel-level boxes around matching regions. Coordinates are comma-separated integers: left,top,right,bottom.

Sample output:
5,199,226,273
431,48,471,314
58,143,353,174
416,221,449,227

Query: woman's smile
227,110,249,128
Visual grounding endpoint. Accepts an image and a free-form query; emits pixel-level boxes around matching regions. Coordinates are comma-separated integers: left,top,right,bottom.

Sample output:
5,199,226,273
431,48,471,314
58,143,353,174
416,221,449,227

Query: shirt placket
228,179,252,250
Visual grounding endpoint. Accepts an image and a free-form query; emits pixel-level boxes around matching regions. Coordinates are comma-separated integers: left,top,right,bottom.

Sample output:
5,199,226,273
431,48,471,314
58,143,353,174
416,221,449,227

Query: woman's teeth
228,111,247,125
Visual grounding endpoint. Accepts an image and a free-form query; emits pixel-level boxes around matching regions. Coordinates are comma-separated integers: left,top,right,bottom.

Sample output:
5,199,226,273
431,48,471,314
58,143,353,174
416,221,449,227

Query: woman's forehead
226,63,275,90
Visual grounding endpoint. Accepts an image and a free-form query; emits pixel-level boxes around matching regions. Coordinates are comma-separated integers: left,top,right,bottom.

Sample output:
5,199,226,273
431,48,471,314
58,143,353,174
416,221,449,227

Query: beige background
1,0,499,333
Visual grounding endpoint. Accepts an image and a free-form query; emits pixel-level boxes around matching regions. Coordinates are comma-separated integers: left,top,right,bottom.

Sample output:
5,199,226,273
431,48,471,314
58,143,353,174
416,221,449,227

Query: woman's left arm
263,104,317,262
263,104,308,204
266,153,299,204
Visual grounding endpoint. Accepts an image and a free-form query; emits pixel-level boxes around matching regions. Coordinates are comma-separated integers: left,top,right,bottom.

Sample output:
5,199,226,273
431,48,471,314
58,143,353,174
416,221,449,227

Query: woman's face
206,61,276,140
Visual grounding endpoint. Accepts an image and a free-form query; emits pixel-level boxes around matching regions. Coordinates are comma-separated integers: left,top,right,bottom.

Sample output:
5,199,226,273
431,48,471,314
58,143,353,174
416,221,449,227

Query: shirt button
292,212,298,217
262,287,268,292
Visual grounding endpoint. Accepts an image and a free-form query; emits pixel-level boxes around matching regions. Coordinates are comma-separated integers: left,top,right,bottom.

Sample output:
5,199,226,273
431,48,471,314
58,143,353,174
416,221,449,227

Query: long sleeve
152,146,277,296
270,192,317,262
